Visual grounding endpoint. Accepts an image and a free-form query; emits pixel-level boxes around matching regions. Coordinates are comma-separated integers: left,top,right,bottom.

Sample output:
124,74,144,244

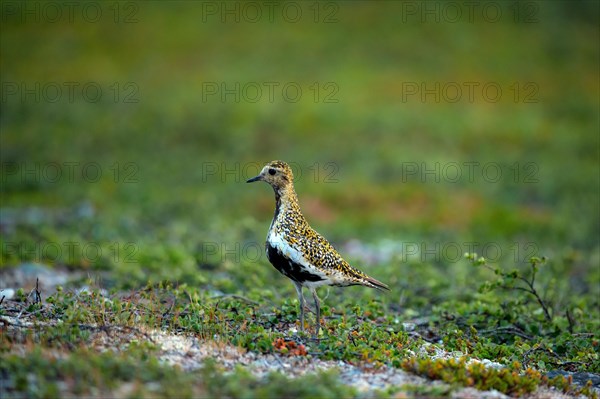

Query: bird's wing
292,226,389,290
268,229,330,282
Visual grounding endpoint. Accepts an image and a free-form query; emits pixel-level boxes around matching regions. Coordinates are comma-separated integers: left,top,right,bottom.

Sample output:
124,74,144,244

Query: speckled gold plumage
271,175,386,289
247,160,389,336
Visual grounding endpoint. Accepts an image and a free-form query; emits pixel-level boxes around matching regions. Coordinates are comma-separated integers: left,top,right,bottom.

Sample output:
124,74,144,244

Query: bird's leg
310,287,321,339
293,282,305,333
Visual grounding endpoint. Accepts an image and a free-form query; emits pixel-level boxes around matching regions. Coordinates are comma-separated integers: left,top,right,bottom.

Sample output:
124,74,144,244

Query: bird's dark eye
268,168,276,175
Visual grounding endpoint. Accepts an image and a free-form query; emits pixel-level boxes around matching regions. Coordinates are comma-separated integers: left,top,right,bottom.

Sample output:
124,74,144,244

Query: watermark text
1,162,139,184
1,1,139,23
1,82,140,104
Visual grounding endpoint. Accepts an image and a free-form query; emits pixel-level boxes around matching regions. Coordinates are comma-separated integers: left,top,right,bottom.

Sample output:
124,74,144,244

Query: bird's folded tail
362,275,390,291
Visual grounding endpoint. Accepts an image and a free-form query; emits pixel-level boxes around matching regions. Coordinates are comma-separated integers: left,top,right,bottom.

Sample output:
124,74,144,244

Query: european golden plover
247,160,389,337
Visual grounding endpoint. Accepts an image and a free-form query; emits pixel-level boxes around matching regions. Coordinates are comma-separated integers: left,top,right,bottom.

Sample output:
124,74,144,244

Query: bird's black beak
246,175,262,183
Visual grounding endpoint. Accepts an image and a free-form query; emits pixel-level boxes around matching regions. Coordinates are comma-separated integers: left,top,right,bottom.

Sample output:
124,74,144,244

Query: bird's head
246,160,294,190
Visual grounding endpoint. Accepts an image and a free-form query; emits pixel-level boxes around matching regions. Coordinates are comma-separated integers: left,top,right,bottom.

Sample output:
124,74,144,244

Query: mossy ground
1,1,599,398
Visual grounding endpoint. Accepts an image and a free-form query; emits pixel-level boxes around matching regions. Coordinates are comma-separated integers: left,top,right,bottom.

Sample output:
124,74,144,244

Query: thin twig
16,286,39,319
35,278,42,304
500,280,552,322
483,260,552,322
572,332,596,337
348,331,357,347
479,325,533,340
566,308,575,333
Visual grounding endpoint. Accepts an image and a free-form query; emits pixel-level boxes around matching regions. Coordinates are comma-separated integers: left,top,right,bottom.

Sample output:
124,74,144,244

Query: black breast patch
266,243,325,284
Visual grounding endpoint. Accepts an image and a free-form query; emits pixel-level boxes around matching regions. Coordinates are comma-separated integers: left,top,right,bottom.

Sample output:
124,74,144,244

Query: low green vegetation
2,257,597,397
1,1,599,397
2,346,357,399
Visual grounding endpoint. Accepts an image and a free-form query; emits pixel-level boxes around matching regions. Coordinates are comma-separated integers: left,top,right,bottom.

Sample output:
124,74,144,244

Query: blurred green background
1,1,598,296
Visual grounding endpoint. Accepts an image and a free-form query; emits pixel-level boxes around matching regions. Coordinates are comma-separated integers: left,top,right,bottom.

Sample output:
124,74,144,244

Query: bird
247,160,389,337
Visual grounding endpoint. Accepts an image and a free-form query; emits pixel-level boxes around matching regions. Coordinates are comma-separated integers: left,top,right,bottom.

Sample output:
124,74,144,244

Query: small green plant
467,254,552,322
401,356,597,398
402,356,541,396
